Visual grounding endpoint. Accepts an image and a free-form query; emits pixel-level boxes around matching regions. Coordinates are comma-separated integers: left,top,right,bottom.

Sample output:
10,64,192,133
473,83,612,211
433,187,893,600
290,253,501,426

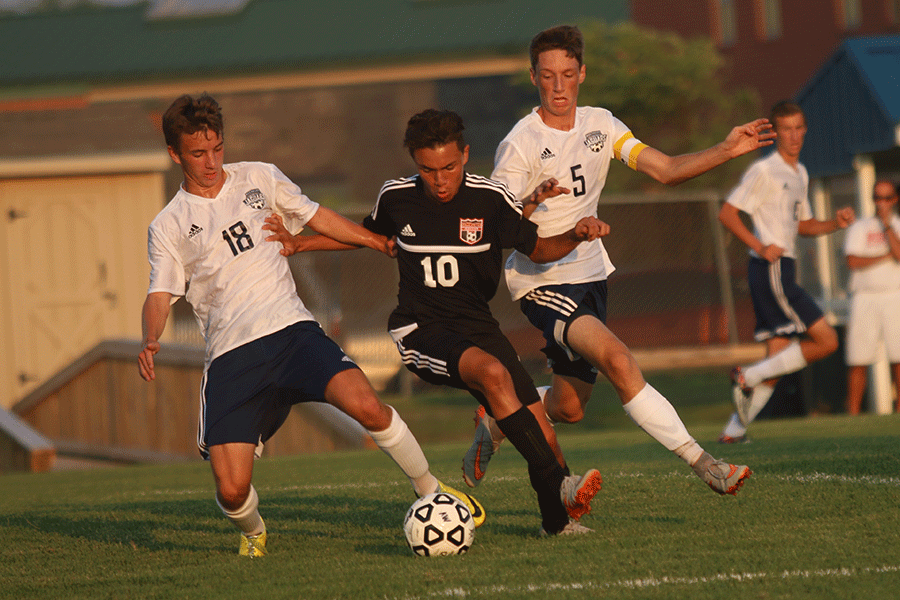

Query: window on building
755,0,783,40
715,0,737,46
838,0,863,29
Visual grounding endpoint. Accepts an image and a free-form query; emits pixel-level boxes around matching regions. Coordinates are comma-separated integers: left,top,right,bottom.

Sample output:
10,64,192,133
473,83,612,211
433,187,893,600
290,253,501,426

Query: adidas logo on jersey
401,224,416,237
188,224,203,239
540,147,556,160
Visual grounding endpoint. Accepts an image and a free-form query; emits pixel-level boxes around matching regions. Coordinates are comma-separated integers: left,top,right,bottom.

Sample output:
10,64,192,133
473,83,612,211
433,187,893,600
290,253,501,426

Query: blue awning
797,35,900,178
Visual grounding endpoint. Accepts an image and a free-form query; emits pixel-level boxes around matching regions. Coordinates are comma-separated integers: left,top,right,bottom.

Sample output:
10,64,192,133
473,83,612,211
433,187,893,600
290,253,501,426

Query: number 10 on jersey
421,255,459,288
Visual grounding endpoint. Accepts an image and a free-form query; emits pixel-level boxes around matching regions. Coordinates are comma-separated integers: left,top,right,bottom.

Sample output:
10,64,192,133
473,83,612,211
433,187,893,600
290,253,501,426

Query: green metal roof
0,0,628,87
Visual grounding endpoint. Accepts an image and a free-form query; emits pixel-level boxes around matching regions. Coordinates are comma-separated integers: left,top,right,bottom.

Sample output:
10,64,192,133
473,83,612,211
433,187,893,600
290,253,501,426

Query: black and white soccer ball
403,492,475,556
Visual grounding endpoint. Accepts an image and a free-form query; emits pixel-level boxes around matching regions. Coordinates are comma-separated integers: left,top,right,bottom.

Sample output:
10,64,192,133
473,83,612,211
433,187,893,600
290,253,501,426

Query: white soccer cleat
462,405,504,488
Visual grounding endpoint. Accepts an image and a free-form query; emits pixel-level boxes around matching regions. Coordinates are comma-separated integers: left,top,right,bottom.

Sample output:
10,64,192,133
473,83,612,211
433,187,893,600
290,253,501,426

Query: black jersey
364,172,538,331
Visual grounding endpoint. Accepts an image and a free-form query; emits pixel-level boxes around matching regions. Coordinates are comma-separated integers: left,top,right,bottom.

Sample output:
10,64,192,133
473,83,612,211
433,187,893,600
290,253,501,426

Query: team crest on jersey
584,130,607,153
459,218,483,245
243,188,267,210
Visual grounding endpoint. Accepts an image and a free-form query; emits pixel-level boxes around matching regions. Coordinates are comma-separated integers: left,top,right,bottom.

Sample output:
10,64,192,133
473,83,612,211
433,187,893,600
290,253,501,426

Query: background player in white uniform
465,25,773,495
138,94,480,557
718,101,855,442
842,179,900,414
266,109,606,535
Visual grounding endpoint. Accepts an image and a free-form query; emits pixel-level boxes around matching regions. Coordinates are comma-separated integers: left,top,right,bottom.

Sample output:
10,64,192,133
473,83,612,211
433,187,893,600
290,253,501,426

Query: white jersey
147,161,320,365
495,107,645,300
843,214,900,293
726,151,811,259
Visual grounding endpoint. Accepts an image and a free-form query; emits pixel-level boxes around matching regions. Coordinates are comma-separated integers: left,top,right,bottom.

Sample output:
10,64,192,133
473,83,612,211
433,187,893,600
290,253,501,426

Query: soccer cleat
239,528,267,558
730,366,753,426
694,457,752,495
462,405,504,488
540,519,595,537
718,433,749,444
436,480,486,528
560,469,602,520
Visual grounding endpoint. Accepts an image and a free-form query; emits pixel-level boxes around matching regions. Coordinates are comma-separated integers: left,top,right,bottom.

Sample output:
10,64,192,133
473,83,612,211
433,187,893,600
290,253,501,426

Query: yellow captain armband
613,132,649,171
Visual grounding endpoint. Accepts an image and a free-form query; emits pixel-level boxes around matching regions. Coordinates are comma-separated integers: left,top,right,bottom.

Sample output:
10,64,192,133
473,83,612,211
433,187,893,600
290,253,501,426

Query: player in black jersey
265,109,605,535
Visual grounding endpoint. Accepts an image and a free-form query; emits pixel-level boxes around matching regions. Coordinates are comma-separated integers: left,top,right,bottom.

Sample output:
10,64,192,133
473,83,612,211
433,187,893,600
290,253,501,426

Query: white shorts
845,289,900,365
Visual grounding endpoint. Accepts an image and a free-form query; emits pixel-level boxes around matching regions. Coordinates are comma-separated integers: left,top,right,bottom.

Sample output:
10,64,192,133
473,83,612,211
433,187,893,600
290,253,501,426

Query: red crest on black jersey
459,219,483,245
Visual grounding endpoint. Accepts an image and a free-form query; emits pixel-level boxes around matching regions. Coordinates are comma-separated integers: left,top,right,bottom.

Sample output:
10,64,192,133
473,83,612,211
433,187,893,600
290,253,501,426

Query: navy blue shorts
198,320,359,459
748,256,824,341
393,323,540,417
520,281,607,385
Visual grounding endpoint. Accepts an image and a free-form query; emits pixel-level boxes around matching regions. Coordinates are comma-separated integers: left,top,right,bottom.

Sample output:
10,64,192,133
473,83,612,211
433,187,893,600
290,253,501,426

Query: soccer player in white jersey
138,94,483,557
842,180,900,415
463,25,775,495
717,101,854,442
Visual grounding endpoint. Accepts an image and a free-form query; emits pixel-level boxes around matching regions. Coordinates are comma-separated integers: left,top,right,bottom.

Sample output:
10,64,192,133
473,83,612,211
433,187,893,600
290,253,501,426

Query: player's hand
835,207,855,229
532,178,571,204
263,214,303,256
383,235,398,258
760,244,784,263
138,340,160,382
572,216,610,241
724,118,776,157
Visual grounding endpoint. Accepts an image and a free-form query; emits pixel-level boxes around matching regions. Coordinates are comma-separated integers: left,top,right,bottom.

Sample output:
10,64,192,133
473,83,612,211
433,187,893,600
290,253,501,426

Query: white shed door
1,173,163,404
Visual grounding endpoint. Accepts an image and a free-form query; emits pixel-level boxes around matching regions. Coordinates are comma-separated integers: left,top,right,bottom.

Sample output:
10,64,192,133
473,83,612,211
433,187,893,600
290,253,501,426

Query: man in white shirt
842,180,900,414
138,94,482,557
718,101,855,442
464,25,774,496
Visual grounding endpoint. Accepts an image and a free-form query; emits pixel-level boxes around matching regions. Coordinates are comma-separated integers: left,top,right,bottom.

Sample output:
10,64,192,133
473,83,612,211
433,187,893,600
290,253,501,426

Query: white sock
216,485,265,536
623,383,704,466
744,341,806,387
745,384,775,424
536,385,556,426
721,412,747,438
367,406,437,497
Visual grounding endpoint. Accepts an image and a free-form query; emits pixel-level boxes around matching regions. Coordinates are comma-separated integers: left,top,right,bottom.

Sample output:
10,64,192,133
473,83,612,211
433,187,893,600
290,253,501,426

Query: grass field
2,371,899,599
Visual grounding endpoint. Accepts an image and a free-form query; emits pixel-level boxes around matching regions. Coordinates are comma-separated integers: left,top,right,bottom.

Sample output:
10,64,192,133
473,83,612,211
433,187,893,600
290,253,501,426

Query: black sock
497,406,568,533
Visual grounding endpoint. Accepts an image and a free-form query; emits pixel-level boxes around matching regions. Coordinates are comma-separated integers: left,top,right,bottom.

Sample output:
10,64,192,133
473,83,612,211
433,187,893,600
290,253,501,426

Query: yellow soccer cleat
436,480,486,528
239,528,267,557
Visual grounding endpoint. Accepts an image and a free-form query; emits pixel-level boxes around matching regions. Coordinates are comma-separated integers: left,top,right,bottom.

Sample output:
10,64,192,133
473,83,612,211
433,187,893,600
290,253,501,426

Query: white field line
137,470,900,497
387,565,900,599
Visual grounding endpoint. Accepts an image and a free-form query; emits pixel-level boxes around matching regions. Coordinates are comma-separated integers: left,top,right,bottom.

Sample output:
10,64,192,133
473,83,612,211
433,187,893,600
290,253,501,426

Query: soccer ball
403,492,475,556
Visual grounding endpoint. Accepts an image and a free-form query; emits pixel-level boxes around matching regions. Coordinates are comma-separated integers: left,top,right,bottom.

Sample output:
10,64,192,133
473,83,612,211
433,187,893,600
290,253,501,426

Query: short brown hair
529,25,584,71
162,94,224,151
769,100,805,129
403,109,466,156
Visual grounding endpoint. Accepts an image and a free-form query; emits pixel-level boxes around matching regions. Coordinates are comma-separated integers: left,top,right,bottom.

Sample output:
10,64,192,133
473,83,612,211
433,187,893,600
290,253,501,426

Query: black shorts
391,322,540,417
748,256,824,341
520,281,608,385
198,320,359,459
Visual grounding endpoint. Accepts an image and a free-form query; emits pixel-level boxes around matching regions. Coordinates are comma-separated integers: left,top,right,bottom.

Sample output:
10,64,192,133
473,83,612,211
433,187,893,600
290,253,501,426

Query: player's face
873,182,898,218
412,142,469,203
168,129,226,197
773,112,806,162
531,49,586,125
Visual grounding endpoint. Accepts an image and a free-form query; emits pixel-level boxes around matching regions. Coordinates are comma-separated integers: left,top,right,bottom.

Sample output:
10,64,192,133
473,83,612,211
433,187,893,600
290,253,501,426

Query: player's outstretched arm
139,291,172,382
636,119,775,186
263,214,359,256
529,216,608,263
265,210,396,258
798,206,855,237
